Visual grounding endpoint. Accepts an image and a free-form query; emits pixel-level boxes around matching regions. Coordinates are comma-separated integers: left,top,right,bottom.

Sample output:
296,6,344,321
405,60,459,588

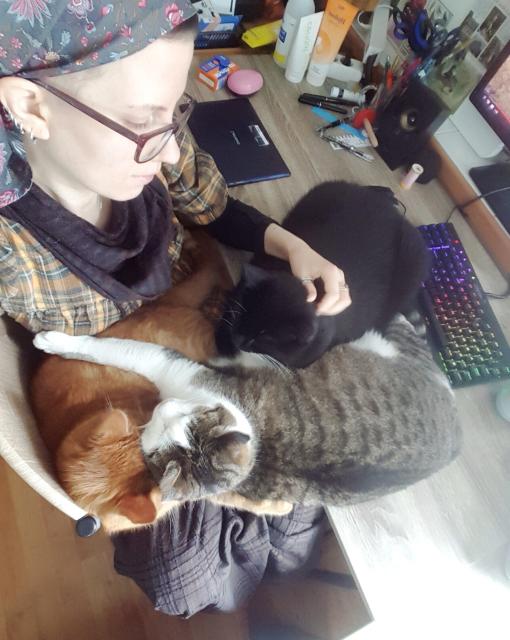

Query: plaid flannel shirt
0,131,228,335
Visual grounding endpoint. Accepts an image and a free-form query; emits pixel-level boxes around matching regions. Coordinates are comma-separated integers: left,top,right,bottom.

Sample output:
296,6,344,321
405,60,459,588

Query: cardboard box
197,55,240,91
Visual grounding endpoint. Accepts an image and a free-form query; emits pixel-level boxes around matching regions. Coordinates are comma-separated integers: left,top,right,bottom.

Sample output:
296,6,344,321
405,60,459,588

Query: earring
29,129,37,144
13,117,25,134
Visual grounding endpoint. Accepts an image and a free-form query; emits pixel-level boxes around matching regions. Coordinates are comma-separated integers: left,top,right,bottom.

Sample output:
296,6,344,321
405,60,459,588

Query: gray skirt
112,501,325,618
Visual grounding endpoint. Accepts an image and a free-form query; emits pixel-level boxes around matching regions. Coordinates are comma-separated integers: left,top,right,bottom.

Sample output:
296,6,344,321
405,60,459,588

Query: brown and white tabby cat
34,314,461,518
29,231,233,533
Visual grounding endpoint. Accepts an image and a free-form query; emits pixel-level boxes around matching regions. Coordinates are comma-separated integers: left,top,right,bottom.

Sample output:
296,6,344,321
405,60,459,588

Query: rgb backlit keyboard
418,223,510,388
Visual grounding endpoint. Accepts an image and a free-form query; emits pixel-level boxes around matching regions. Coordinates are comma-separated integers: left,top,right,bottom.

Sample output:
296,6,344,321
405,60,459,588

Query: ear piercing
3,105,36,142
3,105,23,132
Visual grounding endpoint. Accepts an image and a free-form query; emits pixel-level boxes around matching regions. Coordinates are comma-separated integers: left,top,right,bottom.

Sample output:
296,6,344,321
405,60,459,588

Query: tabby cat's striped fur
34,314,461,513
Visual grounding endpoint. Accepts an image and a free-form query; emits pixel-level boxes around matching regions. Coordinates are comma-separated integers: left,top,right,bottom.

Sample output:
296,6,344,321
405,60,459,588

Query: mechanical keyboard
417,223,510,388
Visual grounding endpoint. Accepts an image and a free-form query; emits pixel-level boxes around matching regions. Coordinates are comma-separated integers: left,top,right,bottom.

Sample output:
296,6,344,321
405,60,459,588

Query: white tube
285,12,324,84
330,87,365,105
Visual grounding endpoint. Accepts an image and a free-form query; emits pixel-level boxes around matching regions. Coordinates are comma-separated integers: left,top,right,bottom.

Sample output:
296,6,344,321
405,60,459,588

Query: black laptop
187,97,291,187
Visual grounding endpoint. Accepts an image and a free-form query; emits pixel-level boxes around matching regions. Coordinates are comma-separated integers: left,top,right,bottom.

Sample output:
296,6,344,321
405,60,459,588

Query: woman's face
33,35,194,201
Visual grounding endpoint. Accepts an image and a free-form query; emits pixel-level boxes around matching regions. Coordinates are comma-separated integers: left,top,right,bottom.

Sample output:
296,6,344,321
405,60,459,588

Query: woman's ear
0,76,51,140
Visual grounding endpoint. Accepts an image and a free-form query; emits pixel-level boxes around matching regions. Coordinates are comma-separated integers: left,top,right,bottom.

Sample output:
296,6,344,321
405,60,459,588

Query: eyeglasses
29,78,195,163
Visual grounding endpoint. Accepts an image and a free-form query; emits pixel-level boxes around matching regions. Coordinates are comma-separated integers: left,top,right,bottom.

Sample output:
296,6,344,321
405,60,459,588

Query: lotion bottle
285,11,323,83
273,0,315,68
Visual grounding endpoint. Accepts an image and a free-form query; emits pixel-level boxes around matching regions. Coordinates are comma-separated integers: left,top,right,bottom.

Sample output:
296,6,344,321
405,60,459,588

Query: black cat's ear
242,264,269,288
160,460,182,500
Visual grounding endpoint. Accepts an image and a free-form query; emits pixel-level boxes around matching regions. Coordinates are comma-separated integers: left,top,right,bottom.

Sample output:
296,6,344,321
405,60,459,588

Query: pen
320,132,374,162
301,93,345,103
300,92,361,107
316,118,344,133
298,95,349,114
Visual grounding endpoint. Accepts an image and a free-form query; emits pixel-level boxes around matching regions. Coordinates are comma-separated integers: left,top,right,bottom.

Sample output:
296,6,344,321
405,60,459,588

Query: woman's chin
112,182,148,201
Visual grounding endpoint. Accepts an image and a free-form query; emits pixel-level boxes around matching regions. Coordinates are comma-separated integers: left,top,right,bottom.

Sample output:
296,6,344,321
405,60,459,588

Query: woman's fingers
315,266,351,316
301,280,317,303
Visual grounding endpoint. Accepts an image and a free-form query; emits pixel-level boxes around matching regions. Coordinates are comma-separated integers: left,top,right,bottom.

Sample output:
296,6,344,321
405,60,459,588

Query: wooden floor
0,458,251,640
0,458,369,640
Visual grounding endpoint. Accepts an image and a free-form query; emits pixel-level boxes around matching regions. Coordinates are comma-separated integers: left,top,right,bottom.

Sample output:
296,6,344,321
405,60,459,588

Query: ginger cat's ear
117,494,157,524
89,409,132,444
117,487,161,524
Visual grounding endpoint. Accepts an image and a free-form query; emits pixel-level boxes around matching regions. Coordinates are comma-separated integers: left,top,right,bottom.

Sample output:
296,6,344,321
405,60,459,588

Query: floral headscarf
0,0,196,207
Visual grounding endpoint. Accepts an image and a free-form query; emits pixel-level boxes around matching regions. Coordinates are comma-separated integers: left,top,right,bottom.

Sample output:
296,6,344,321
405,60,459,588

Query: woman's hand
264,223,351,316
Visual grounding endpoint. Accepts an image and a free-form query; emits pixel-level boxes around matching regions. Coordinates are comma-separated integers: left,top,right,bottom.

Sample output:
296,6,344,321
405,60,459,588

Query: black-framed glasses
29,78,195,163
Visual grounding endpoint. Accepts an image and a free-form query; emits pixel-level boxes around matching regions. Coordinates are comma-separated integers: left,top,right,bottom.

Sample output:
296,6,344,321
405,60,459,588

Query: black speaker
376,77,449,170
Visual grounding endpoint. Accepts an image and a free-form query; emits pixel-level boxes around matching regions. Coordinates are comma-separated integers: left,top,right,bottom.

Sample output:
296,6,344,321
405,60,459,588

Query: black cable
445,185,510,223
395,190,509,297
484,280,510,300
444,186,510,299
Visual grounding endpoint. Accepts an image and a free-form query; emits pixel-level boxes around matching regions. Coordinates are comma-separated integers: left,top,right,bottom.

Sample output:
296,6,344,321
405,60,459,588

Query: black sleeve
205,196,276,254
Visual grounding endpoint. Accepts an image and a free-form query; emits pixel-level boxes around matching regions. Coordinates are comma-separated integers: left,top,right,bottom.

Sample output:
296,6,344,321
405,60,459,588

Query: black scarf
1,177,174,303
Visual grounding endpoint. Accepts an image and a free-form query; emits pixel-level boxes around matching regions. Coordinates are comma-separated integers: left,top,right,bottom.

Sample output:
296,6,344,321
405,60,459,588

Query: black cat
216,181,430,368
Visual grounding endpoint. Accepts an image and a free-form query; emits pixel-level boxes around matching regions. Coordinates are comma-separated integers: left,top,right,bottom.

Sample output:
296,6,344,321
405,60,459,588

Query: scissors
393,11,428,53
392,0,426,30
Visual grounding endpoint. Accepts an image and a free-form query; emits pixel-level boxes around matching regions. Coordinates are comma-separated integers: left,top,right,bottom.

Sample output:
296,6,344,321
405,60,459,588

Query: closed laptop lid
187,97,291,187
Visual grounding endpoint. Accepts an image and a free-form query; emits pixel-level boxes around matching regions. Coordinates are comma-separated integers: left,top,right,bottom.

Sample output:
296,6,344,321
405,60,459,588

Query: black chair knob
75,514,101,537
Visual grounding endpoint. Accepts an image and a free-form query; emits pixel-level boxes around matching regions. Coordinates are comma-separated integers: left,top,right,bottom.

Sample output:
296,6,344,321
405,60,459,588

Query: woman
0,1,350,616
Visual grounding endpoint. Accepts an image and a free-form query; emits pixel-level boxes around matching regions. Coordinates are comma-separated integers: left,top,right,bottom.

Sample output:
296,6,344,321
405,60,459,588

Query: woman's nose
156,135,180,165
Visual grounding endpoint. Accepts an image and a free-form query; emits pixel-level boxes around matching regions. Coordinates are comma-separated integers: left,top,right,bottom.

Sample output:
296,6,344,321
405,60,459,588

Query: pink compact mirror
227,69,264,96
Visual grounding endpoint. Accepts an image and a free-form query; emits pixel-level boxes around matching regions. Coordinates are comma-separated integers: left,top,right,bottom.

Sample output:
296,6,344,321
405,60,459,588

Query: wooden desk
190,54,510,640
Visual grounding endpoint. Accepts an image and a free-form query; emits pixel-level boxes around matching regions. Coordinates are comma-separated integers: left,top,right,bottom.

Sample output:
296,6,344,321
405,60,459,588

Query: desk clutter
192,0,378,50
193,0,286,49
193,1,469,174
265,0,501,180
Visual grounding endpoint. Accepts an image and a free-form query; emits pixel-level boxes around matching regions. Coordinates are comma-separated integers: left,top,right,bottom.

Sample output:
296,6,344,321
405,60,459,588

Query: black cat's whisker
261,354,292,377
221,316,234,328
232,299,247,312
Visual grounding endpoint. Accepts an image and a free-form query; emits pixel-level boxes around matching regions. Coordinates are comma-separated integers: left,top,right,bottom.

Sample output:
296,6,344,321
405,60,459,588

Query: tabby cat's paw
250,499,294,516
33,331,76,355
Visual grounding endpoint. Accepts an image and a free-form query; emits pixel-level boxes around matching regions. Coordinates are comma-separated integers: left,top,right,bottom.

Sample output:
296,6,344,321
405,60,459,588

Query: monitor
470,40,510,150
468,40,510,235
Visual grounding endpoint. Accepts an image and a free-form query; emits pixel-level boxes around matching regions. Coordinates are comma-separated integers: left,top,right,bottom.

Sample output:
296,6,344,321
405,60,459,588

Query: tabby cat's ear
160,460,182,499
215,431,251,447
242,264,269,288
212,429,251,467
